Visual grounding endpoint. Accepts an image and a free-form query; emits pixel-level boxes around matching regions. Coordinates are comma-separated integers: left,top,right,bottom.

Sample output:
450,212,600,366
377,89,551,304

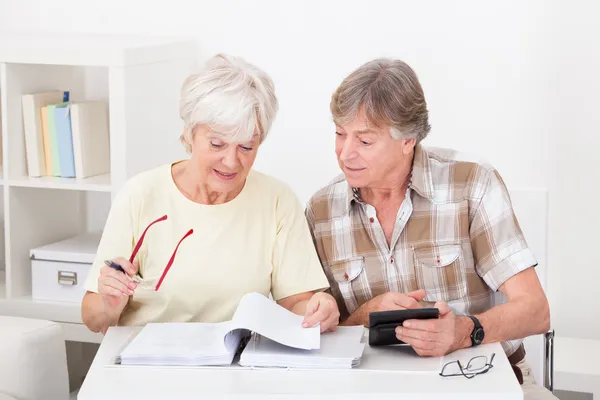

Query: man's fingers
402,318,442,333
396,326,437,342
391,292,423,309
406,289,427,302
434,301,452,316
395,330,436,351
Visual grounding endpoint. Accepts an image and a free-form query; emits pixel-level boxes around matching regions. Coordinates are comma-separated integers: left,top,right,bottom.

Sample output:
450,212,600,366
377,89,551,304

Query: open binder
116,292,365,369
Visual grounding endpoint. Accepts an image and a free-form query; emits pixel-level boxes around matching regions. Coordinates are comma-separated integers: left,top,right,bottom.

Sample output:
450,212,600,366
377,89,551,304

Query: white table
78,327,523,400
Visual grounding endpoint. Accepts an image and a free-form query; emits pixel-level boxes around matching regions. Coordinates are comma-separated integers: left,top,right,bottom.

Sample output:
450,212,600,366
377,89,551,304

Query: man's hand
366,290,427,313
395,301,470,357
302,292,341,333
343,289,426,326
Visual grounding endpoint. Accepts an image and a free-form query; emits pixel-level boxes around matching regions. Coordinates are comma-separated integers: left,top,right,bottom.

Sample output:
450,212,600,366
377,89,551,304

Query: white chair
0,316,70,400
505,188,554,391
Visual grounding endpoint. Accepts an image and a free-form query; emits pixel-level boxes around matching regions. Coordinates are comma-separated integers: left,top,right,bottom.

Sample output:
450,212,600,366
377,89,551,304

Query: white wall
0,0,597,339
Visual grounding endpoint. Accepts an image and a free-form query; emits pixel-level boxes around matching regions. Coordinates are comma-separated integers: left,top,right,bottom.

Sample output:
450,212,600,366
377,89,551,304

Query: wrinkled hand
302,292,340,333
395,301,458,357
98,257,139,312
363,289,426,318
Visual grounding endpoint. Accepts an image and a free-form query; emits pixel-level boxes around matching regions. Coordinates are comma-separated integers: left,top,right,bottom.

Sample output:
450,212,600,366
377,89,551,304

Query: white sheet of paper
239,325,365,368
230,292,320,350
119,321,235,359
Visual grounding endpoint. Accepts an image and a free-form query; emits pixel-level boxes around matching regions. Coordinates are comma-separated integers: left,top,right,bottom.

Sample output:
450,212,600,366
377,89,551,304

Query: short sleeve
305,199,351,320
83,183,137,293
469,169,538,291
270,186,330,301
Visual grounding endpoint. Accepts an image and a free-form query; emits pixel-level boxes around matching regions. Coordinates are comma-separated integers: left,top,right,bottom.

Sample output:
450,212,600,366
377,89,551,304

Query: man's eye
210,142,224,148
239,146,253,152
360,140,371,146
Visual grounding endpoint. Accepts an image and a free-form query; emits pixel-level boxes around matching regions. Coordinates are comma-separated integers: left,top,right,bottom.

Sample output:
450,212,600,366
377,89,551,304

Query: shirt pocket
328,256,366,315
412,244,467,303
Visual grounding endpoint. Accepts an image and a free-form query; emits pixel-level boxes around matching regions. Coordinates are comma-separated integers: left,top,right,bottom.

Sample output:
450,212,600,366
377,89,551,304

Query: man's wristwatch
468,316,484,347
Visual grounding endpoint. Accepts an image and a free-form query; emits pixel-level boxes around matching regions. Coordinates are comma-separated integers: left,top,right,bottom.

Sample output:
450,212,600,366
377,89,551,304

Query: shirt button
369,217,374,223
390,257,395,264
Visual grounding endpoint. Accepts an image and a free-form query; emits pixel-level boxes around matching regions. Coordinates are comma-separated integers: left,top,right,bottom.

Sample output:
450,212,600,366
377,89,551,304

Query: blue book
52,103,76,178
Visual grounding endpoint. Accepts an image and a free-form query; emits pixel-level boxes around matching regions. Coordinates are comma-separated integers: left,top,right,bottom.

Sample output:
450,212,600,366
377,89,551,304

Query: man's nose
339,138,357,161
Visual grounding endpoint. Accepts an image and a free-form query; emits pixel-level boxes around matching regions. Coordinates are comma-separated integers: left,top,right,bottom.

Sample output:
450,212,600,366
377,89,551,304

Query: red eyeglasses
129,215,194,291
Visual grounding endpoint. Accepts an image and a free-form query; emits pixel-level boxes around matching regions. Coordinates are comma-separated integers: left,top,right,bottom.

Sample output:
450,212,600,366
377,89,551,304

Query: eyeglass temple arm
129,215,168,263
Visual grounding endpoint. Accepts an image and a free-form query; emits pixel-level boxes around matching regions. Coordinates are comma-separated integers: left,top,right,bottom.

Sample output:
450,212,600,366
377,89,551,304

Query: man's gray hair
179,54,278,153
330,58,431,143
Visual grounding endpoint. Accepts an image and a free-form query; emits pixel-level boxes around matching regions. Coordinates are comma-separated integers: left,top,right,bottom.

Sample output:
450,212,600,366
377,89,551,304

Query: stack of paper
117,322,247,366
116,292,321,367
239,326,366,369
116,293,367,369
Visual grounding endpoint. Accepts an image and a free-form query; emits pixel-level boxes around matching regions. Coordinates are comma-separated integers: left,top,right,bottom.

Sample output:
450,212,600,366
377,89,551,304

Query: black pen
104,260,141,283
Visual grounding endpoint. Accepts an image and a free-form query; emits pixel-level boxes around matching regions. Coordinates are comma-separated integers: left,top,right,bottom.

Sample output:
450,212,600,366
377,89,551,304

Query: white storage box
30,231,102,303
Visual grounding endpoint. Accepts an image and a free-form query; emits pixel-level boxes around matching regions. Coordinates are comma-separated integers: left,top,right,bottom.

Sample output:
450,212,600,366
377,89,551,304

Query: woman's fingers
112,257,138,277
99,266,137,296
320,312,340,333
99,275,132,296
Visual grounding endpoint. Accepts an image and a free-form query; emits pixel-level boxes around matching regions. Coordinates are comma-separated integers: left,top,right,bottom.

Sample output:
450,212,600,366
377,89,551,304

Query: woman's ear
180,128,193,154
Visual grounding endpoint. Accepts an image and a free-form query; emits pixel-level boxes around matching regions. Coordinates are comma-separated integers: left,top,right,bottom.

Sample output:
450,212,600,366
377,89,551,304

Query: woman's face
189,125,260,193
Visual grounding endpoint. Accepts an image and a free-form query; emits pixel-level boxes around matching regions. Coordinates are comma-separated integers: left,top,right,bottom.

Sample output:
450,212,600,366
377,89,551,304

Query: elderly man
306,58,556,399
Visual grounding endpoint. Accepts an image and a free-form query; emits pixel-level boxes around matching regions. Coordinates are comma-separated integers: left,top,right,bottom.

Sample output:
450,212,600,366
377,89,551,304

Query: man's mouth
345,166,365,172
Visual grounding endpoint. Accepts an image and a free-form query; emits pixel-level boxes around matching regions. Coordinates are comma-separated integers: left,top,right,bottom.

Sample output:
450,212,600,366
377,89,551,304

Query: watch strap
468,315,483,346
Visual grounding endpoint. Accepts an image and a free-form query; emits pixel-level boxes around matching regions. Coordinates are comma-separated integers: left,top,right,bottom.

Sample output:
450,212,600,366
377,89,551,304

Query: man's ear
401,139,417,155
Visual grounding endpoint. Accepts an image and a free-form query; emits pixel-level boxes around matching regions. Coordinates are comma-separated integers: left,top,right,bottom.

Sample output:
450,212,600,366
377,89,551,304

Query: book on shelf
22,91,110,179
21,91,68,177
115,292,366,369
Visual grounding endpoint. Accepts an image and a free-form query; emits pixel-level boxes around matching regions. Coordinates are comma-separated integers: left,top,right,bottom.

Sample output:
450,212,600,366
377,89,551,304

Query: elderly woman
81,54,339,334
306,58,555,399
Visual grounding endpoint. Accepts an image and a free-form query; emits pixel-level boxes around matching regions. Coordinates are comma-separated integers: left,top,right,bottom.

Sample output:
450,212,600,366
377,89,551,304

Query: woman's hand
98,257,139,315
302,292,341,333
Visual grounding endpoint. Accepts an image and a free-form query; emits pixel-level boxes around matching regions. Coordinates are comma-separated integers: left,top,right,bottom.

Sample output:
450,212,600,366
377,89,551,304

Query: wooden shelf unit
0,33,197,342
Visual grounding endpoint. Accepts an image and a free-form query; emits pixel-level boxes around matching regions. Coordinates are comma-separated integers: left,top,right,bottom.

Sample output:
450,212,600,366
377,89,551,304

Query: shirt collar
345,143,434,213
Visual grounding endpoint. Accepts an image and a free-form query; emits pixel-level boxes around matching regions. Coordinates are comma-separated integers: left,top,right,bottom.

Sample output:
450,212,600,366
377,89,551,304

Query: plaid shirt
305,144,537,357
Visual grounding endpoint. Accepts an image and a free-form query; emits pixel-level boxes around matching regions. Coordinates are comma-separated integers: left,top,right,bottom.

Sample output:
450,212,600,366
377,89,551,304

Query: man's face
335,109,414,188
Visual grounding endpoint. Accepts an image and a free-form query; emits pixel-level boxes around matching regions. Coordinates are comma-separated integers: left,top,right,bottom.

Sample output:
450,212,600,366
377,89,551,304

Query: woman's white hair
179,53,279,153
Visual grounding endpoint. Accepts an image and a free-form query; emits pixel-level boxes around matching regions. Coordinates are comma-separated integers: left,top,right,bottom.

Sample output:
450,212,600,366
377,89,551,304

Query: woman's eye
360,140,371,146
239,146,253,152
210,142,224,148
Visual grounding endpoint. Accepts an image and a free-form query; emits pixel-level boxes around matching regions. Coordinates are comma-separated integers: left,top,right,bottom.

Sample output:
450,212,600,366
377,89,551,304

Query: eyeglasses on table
439,353,495,379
